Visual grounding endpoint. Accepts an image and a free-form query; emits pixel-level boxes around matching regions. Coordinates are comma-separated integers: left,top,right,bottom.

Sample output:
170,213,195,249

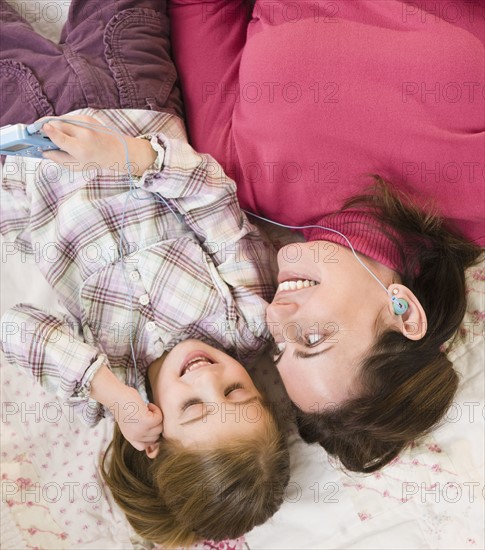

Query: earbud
392,296,409,315
241,210,415,318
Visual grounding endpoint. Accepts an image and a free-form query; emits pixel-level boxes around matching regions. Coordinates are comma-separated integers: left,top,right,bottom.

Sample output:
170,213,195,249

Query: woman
167,0,484,471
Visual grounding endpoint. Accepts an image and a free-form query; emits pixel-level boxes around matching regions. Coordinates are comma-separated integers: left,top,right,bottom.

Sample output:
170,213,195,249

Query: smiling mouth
180,355,214,377
276,279,319,293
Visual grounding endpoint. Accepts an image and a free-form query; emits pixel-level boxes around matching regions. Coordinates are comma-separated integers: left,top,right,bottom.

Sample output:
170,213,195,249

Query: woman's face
148,340,266,447
265,241,398,412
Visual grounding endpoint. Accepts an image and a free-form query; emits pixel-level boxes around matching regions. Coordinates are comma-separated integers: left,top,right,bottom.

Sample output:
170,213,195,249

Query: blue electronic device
0,121,60,158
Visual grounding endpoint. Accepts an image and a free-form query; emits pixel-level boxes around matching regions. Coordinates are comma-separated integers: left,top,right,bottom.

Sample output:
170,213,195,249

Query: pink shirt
168,0,484,270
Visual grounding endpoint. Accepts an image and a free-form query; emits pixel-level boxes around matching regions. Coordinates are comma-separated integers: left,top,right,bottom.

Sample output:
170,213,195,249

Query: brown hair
101,407,290,547
294,177,482,473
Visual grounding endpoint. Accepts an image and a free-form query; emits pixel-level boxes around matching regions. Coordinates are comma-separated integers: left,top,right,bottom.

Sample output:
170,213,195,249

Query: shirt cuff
134,135,166,188
64,354,109,401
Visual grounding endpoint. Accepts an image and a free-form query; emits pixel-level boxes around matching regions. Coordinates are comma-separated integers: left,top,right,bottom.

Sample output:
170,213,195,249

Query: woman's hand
40,115,157,177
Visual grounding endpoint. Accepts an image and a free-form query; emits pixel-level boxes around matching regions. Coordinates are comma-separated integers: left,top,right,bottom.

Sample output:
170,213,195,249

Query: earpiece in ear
392,296,409,315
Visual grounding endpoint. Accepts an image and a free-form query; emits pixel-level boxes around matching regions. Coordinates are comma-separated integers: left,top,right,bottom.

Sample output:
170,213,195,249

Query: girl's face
148,340,266,447
265,241,399,413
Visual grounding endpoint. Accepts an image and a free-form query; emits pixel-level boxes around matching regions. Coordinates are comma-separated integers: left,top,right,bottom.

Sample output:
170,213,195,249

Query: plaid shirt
0,109,276,424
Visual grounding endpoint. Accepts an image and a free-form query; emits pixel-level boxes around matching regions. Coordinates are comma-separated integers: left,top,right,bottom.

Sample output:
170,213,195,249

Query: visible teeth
277,279,318,292
183,356,213,375
186,362,210,372
188,359,210,368
187,356,210,365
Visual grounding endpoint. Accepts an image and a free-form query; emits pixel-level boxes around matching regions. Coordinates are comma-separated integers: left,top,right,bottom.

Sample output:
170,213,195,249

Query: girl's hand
91,364,163,451
111,386,164,451
40,115,157,177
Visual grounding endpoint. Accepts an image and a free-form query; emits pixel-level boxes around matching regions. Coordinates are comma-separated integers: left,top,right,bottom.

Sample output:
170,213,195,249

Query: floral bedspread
1,3,484,547
1,242,483,549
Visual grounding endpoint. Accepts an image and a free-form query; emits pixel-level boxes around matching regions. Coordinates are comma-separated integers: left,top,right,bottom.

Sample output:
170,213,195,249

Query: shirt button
139,294,150,306
154,341,164,354
145,321,156,333
129,270,140,282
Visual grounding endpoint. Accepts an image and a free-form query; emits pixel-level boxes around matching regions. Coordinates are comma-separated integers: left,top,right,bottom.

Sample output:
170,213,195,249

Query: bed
1,1,484,548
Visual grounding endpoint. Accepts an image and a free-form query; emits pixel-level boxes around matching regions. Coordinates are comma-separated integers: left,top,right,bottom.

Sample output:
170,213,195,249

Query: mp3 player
0,121,60,158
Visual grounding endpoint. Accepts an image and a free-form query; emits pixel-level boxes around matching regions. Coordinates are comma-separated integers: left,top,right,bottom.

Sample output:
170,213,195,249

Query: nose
185,363,227,397
266,300,298,324
266,301,300,341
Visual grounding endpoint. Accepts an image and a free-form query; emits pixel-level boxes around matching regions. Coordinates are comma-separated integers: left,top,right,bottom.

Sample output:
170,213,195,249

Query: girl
0,0,289,545
167,0,484,471
1,112,290,545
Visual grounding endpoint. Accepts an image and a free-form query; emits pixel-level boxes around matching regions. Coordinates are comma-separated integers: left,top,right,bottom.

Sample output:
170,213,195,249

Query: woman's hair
294,176,482,473
101,406,290,547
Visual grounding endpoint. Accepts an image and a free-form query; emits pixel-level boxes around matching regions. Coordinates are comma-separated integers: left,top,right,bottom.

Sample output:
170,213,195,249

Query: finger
52,115,106,136
31,117,76,138
149,420,164,430
140,419,163,436
147,402,163,420
42,123,78,155
35,115,58,128
34,115,99,134
145,426,163,438
141,424,163,439
42,120,81,139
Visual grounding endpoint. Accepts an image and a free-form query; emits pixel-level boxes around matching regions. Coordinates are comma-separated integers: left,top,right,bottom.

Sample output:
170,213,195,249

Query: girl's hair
294,176,482,473
101,407,290,547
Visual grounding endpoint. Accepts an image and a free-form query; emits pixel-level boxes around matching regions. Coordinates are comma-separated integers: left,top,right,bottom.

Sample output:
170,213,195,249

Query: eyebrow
179,396,261,426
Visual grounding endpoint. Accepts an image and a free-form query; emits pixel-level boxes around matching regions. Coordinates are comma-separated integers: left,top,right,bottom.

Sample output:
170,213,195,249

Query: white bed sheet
2,229,484,550
1,2,484,548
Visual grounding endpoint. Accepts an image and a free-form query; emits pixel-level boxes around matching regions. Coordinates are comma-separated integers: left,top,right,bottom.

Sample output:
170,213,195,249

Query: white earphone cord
40,117,179,399
243,210,392,296
40,117,400,398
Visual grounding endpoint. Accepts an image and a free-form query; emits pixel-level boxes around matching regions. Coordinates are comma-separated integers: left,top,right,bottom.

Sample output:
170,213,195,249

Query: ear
145,442,160,459
387,284,427,341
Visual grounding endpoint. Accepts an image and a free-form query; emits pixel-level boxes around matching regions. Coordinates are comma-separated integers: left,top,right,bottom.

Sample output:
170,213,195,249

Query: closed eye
181,383,245,411
224,383,244,396
181,398,202,412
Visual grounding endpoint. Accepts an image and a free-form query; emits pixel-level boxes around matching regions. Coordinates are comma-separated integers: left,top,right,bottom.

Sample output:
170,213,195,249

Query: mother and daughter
1,0,483,546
